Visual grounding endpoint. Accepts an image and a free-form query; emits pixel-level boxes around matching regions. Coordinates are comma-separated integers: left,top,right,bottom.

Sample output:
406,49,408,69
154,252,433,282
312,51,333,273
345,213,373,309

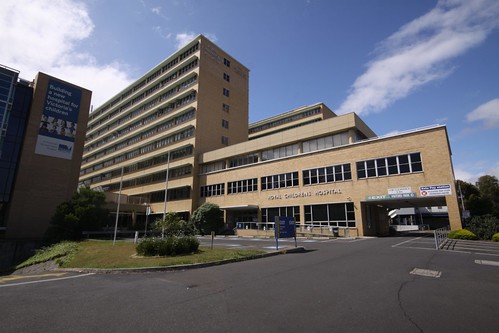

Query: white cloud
466,98,499,129
175,32,197,49
454,160,499,183
0,0,134,108
175,32,218,49
337,0,499,115
454,167,478,183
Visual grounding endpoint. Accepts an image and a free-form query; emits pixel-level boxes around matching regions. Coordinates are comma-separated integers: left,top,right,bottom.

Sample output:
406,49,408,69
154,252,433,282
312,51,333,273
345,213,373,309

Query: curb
57,246,306,274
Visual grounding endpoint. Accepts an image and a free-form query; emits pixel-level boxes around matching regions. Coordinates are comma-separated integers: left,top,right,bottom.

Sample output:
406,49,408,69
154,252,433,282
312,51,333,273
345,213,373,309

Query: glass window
387,157,398,175
410,153,423,172
376,158,387,176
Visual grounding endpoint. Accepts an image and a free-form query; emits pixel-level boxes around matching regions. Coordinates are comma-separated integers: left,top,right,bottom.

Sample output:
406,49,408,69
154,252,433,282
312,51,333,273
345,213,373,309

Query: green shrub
448,229,478,240
16,241,80,269
136,238,158,256
492,233,499,242
136,236,199,256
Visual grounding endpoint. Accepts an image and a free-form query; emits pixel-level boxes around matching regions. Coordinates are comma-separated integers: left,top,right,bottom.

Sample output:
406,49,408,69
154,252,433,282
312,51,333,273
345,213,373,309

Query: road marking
392,237,425,248
0,273,95,288
0,272,66,283
475,260,499,267
410,268,442,278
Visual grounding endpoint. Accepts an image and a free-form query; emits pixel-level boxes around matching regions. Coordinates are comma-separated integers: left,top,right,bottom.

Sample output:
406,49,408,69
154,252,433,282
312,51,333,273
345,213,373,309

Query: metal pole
144,204,149,237
113,166,124,245
162,151,171,220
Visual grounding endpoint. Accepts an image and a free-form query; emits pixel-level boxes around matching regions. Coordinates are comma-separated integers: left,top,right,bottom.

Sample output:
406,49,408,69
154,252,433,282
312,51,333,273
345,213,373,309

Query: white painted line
410,268,442,278
0,273,95,288
392,237,424,248
475,260,499,267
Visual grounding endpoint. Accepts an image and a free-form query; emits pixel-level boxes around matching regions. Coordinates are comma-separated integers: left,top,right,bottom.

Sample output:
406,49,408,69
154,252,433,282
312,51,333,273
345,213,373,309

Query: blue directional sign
274,216,297,250
275,216,296,238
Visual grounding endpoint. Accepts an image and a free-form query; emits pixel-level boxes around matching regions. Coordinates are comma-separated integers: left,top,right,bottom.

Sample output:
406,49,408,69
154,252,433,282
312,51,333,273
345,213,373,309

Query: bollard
134,231,139,244
211,231,215,250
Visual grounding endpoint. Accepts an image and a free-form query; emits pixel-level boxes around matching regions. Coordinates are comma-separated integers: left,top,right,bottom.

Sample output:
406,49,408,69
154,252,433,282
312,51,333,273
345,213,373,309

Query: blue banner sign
35,79,82,160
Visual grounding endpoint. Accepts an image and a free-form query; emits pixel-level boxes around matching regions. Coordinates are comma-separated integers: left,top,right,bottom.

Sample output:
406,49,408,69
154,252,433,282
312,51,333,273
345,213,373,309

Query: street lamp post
162,151,171,220
113,166,124,245
144,203,150,237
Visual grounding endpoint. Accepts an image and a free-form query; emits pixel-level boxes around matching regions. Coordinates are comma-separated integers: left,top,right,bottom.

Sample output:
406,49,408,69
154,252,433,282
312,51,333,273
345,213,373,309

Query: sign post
274,216,297,250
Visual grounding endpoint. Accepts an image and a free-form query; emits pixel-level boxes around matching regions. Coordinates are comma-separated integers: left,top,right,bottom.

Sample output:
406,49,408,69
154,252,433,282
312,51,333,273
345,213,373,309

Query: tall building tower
0,66,91,240
79,35,249,226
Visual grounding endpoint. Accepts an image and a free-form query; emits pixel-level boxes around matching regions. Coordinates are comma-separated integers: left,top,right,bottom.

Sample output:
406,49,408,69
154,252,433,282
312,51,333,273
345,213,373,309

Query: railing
434,226,450,250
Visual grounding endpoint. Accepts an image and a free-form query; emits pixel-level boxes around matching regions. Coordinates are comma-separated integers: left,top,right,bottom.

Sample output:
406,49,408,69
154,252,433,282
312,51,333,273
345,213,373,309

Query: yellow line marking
0,272,66,283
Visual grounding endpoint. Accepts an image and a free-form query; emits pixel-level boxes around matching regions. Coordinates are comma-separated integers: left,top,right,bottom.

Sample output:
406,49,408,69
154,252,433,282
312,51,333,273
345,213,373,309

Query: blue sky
1,0,498,182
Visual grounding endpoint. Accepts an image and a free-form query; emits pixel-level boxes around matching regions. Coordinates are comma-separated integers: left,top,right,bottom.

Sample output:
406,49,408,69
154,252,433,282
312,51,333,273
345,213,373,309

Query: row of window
200,132,350,174
261,144,298,161
356,153,422,179
81,145,193,185
82,107,195,168
249,107,321,134
88,57,199,132
303,164,352,185
200,183,225,197
227,178,258,194
149,186,191,203
261,206,300,223
91,42,198,118
105,165,192,192
304,203,356,227
85,74,197,151
200,152,424,197
302,132,349,153
81,126,194,176
261,172,299,190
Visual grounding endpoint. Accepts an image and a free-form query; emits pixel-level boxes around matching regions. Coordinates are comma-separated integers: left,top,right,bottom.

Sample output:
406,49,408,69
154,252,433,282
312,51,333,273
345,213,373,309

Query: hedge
448,229,478,240
136,236,199,256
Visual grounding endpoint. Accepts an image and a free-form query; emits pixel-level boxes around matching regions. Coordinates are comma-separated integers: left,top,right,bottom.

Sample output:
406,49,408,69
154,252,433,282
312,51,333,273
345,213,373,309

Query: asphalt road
1,235,498,332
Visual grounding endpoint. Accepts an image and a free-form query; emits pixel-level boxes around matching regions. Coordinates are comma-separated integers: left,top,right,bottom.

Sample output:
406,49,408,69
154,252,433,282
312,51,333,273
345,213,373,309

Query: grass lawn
61,240,266,269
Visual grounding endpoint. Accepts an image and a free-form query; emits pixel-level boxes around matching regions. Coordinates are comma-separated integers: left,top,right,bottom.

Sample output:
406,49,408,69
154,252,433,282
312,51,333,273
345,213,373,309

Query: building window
223,73,230,82
200,160,226,174
223,88,230,97
222,136,229,145
222,119,229,129
229,154,258,168
224,58,231,67
200,183,225,197
302,132,349,153
304,203,355,227
150,186,191,203
261,206,300,226
261,144,299,161
228,178,258,194
303,163,352,185
223,103,230,112
261,172,299,190
356,152,423,179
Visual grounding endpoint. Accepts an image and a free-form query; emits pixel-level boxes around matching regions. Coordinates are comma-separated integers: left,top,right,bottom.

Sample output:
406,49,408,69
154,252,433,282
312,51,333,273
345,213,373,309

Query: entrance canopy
220,204,259,211
363,196,447,210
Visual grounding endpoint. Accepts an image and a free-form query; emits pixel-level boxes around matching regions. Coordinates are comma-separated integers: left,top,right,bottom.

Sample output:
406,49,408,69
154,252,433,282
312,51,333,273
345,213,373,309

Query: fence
434,226,450,250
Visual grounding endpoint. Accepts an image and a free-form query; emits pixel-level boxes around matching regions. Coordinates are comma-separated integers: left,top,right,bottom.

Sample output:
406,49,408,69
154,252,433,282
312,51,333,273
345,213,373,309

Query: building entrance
361,196,451,236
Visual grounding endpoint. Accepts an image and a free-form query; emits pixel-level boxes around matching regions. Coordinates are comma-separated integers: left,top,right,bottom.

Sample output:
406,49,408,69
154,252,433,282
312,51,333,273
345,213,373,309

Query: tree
45,187,109,242
457,176,499,218
476,175,499,217
153,212,195,238
190,202,224,235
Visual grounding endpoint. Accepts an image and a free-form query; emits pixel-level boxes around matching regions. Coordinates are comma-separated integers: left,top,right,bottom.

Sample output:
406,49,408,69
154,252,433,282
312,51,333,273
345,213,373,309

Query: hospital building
79,35,461,237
